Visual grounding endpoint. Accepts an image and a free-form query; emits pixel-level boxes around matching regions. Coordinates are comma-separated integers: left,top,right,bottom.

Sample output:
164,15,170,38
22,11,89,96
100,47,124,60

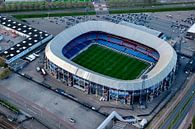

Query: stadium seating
108,37,122,44
62,32,159,63
98,34,108,40
63,41,91,58
136,47,148,54
97,40,125,51
87,33,97,40
123,43,136,49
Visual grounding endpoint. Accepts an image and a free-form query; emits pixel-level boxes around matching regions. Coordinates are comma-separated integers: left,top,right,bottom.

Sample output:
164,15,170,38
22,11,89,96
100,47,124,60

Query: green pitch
72,44,150,80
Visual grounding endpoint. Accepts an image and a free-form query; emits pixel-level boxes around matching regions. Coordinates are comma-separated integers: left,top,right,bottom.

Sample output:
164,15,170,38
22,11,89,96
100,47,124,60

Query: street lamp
131,91,135,110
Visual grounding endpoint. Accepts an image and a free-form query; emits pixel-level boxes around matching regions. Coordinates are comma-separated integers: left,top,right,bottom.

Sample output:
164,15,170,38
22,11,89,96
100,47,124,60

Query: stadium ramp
97,111,137,129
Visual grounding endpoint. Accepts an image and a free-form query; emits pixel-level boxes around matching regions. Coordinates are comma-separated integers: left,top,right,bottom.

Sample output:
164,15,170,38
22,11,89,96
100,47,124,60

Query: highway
160,83,195,129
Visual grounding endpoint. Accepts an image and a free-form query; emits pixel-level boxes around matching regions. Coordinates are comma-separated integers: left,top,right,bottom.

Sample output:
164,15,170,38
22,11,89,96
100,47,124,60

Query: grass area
0,68,11,80
192,115,195,129
0,1,93,13
0,58,6,67
0,0,195,14
0,99,20,114
72,44,149,80
52,0,91,2
13,11,95,19
107,1,195,7
109,6,195,14
12,5,195,19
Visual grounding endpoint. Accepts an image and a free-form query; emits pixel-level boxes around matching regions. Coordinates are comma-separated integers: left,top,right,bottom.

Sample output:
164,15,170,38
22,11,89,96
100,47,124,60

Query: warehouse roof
0,15,52,61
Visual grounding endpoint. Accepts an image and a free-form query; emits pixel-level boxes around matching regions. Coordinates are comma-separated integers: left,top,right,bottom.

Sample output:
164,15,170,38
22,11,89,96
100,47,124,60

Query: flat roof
46,21,177,91
0,15,52,61
187,23,195,33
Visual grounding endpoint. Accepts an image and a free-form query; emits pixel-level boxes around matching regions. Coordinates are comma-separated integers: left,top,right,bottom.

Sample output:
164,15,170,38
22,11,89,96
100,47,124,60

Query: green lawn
53,0,91,2
72,44,149,80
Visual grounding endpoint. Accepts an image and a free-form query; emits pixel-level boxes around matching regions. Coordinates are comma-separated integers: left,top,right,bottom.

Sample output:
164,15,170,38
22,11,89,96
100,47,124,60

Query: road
150,73,195,129
160,83,195,129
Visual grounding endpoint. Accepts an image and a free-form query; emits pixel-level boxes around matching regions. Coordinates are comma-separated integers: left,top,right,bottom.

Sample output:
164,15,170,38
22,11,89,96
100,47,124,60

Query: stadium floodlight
139,74,148,108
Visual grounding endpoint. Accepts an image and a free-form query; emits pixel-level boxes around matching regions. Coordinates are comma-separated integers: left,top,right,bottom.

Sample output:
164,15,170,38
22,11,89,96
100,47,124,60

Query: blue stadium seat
87,33,97,40
97,40,108,46
109,43,125,51
109,37,122,44
98,34,108,40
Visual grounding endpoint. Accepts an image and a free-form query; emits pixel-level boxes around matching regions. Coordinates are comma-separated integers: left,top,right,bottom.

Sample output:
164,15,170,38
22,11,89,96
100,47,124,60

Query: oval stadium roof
45,21,177,91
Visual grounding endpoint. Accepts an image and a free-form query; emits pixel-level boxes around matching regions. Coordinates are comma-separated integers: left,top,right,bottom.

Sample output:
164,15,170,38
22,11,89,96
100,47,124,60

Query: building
186,23,195,40
45,21,177,105
0,15,53,64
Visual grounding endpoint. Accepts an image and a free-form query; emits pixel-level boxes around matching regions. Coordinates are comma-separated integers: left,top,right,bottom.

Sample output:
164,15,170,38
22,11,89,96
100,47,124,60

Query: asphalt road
160,83,195,129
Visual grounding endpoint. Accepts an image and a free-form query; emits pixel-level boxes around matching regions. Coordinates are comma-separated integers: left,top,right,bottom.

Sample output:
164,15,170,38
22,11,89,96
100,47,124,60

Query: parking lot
25,11,195,56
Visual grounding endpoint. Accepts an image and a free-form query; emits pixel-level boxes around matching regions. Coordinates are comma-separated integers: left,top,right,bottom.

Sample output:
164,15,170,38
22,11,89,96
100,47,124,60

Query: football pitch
72,44,150,80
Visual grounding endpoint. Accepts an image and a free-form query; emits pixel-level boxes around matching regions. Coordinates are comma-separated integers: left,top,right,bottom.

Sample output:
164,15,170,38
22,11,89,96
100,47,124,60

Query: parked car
68,118,76,123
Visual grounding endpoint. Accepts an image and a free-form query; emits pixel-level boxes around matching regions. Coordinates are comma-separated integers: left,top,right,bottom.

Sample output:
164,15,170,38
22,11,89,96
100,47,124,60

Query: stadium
45,21,177,105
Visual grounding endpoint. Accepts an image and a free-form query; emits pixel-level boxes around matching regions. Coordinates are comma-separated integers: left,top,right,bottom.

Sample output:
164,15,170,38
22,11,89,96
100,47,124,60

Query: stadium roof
119,21,162,37
46,21,177,91
0,15,52,63
187,23,195,33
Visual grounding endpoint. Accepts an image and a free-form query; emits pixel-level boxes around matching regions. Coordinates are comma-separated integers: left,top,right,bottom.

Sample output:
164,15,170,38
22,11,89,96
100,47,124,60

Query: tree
0,68,11,80
0,58,6,67
192,115,195,129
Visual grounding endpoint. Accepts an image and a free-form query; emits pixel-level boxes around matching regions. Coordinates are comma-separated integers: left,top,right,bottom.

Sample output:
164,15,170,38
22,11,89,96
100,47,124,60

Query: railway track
0,116,17,129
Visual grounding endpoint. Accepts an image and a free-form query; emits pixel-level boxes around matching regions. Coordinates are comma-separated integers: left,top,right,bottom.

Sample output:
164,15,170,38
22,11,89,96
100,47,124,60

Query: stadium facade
45,21,177,104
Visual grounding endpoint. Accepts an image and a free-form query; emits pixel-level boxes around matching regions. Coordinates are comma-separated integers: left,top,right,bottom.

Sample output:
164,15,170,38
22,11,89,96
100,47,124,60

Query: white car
68,118,76,123
33,53,40,57
36,67,41,72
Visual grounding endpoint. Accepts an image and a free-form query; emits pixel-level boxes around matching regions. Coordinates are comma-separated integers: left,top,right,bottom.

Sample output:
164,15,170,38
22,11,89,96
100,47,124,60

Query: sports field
72,44,150,80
